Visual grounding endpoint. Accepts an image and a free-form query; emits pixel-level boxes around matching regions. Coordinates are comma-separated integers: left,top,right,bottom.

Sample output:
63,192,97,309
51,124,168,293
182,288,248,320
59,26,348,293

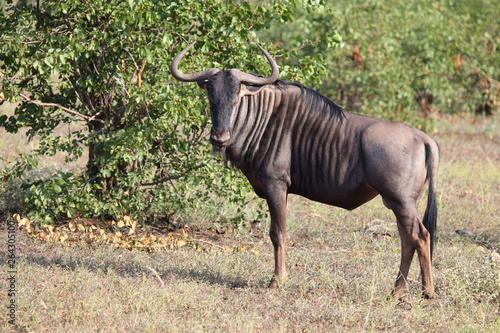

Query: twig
20,93,104,123
168,21,198,53
113,76,130,98
124,48,139,71
138,60,146,87
477,144,496,168
473,66,500,86
486,75,500,87
146,266,165,286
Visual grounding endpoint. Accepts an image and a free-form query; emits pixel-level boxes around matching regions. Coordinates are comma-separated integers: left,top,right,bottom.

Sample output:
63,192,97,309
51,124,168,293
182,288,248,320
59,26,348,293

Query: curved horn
230,43,279,85
170,42,220,82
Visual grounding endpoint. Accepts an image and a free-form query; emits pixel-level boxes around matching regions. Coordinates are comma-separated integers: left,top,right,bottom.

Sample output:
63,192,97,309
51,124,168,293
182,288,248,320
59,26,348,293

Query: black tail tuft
422,143,438,260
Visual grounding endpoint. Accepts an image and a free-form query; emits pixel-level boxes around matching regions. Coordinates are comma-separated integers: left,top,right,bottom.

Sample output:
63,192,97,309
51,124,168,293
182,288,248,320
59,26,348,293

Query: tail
422,140,439,260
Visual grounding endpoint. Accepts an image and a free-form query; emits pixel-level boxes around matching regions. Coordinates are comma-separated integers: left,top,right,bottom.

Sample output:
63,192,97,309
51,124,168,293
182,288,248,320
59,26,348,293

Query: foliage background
0,0,499,225
0,0,327,225
264,0,500,130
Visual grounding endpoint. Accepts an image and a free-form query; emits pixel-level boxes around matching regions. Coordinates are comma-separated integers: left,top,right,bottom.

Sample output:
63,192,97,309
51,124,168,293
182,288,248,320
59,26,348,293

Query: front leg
263,181,288,289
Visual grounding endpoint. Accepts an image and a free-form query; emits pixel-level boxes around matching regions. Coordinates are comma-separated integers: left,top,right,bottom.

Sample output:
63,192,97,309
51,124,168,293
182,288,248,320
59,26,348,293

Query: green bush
0,0,331,224
263,0,500,131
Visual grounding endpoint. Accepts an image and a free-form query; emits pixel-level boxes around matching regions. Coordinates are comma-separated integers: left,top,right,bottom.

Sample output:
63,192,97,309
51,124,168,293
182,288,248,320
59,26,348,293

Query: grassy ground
1,114,499,332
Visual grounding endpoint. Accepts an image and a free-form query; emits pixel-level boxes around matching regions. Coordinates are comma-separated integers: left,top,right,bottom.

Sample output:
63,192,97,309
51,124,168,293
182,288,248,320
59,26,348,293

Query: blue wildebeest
170,43,439,298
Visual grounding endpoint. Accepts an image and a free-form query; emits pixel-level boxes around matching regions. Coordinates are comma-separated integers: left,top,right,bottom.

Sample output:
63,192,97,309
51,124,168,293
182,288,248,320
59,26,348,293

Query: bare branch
113,76,130,98
168,21,198,54
88,111,103,123
20,93,104,123
146,266,165,286
124,47,139,71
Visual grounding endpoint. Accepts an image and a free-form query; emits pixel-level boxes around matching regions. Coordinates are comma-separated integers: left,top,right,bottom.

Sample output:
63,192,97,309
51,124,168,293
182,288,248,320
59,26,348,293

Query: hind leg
392,222,416,299
390,202,434,298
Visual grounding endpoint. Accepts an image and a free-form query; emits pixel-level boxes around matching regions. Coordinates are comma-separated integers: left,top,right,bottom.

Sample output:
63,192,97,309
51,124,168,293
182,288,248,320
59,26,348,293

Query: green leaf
53,184,62,194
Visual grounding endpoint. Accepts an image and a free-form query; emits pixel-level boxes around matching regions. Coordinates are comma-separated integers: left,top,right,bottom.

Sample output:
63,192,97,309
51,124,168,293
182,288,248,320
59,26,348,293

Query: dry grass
1,114,500,332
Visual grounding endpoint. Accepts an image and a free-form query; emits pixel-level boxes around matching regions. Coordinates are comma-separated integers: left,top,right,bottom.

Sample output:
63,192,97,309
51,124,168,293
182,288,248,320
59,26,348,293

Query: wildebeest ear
197,81,208,91
239,84,265,96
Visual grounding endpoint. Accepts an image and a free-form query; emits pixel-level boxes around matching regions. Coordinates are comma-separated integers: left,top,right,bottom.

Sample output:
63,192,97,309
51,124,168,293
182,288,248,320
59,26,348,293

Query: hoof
268,279,279,289
398,296,411,304
396,297,413,310
390,288,404,300
387,293,411,306
422,291,434,299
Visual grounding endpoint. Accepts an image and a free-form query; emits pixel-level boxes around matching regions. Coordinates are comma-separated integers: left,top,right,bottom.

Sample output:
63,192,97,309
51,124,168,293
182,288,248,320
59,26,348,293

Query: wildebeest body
171,43,439,298
225,83,433,211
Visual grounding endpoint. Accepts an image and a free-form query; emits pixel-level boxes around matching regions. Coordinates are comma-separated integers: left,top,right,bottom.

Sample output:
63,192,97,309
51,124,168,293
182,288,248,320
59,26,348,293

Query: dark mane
272,79,346,122
244,72,345,121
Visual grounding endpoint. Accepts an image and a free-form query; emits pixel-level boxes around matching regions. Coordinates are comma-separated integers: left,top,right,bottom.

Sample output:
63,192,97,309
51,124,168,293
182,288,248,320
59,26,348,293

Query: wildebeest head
199,70,241,147
170,42,279,148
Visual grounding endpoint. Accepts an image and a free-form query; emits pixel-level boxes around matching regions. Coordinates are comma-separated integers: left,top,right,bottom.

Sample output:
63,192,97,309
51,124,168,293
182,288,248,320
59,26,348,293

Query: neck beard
211,145,229,168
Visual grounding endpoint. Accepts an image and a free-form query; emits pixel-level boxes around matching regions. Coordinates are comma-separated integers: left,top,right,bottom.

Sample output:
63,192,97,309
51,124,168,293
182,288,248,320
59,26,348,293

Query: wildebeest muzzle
210,128,231,146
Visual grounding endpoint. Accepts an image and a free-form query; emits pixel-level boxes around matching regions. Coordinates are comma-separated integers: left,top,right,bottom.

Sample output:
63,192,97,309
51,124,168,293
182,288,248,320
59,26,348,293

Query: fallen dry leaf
12,214,235,254
130,220,138,231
